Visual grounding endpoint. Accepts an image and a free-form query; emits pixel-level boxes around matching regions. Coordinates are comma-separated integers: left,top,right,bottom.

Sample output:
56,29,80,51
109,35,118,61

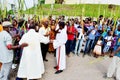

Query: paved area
10,53,114,80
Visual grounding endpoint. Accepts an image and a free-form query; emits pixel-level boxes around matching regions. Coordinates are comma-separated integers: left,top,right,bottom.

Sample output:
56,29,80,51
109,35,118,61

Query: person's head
2,21,13,32
12,19,18,27
85,18,89,23
75,18,79,24
41,18,49,28
99,15,103,20
29,23,35,30
35,22,39,32
43,21,49,28
107,30,112,36
48,15,52,21
52,20,56,26
3,18,9,21
59,22,65,30
61,15,65,20
93,21,97,27
66,21,70,27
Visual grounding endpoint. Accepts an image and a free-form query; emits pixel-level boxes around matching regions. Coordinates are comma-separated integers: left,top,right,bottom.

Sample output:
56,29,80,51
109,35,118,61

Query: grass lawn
25,4,120,18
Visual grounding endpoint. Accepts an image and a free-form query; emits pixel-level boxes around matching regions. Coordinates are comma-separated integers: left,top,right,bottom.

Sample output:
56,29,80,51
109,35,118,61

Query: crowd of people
0,14,120,80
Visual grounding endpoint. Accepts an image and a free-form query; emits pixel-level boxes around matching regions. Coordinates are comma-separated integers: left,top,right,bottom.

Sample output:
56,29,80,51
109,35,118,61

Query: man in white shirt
0,21,27,80
39,20,50,61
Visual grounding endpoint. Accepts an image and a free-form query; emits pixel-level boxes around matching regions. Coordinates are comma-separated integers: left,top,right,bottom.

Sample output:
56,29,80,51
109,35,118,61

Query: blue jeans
74,38,83,55
0,62,12,80
84,38,94,54
93,36,99,49
71,38,76,52
66,40,74,55
103,45,110,53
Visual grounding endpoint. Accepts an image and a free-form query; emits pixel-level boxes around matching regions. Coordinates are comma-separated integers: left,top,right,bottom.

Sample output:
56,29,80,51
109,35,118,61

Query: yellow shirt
0,25,3,32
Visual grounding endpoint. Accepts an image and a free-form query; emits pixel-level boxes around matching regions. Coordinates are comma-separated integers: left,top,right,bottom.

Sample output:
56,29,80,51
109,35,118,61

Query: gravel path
10,52,114,80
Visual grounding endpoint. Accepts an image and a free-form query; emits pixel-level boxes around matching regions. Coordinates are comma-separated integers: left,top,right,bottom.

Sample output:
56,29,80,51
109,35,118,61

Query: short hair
29,23,35,29
99,15,103,18
59,21,65,29
13,19,18,24
93,21,97,24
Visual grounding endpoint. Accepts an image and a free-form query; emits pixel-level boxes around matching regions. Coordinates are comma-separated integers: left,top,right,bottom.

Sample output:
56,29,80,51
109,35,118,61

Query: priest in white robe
52,22,67,74
17,23,49,79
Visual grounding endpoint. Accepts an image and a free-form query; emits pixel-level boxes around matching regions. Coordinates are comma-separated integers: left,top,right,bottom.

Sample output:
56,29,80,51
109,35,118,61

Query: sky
1,0,120,10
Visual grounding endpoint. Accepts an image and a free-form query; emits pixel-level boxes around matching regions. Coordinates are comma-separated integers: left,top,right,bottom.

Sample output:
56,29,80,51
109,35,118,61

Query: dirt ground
10,52,114,80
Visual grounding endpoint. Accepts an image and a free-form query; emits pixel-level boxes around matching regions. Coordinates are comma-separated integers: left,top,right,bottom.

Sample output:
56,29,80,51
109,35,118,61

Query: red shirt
67,26,77,40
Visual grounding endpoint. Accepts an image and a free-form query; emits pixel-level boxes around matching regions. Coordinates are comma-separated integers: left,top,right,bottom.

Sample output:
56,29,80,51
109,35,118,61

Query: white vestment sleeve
37,33,49,44
53,29,67,49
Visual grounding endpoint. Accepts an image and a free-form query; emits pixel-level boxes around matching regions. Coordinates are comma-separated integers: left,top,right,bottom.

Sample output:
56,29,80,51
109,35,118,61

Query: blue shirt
114,30,120,46
114,30,120,57
98,25,102,30
106,26,111,32
95,31,101,37
88,26,96,40
102,31,107,38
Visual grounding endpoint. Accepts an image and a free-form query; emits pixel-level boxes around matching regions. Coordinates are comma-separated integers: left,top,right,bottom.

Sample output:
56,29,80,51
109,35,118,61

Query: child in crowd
93,36,103,58
103,31,113,56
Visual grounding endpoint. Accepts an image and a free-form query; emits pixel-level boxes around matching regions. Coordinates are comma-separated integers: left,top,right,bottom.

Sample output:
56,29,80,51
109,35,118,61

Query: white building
45,0,120,5
1,0,120,11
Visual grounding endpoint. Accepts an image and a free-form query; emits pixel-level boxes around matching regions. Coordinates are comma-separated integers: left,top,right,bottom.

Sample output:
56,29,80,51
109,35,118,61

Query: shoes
67,54,70,57
103,73,113,79
55,70,63,74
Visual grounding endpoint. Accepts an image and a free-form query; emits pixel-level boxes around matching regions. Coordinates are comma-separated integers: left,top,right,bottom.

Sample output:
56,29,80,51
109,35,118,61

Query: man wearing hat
0,21,28,80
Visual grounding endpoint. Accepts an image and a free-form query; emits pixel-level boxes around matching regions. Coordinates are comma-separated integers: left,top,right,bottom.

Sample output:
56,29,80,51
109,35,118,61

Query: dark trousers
41,43,48,60
66,40,74,55
16,78,23,80
84,38,94,54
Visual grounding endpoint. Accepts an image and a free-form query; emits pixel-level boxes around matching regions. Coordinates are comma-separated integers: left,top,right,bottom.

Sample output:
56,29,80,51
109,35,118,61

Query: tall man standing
39,19,50,61
51,22,67,74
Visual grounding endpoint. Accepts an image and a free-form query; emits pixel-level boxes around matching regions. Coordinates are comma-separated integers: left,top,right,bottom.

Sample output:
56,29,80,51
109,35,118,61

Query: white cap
2,21,12,27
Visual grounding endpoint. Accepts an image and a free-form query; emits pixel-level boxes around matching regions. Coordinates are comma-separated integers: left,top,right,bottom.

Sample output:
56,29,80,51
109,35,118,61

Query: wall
45,0,120,5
